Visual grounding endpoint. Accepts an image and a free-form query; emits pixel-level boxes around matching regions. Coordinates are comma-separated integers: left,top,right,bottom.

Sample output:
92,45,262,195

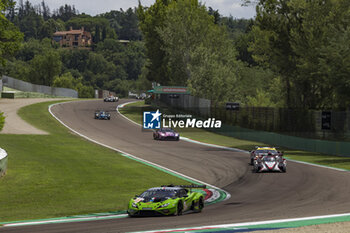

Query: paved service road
3,99,350,233
0,98,66,134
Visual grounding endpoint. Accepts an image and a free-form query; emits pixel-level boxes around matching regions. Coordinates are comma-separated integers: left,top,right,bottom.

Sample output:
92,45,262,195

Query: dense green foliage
100,8,142,40
0,0,23,67
247,0,350,109
139,0,350,109
138,0,279,105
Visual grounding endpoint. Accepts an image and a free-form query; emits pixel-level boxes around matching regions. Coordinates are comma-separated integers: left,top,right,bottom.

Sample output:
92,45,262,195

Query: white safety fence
1,75,78,98
0,148,8,177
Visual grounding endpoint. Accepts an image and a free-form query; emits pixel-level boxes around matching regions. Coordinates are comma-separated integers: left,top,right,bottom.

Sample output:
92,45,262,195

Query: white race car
104,96,119,102
253,153,287,173
250,147,281,165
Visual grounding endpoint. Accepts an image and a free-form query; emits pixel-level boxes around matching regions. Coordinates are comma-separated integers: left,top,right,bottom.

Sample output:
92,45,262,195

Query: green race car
127,185,205,217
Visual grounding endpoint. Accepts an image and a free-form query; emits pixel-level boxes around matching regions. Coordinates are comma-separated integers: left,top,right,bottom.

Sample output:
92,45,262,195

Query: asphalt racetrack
4,99,350,233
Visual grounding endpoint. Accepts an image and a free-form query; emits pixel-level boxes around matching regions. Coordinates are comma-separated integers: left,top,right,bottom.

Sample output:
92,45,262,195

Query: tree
155,0,241,102
53,72,94,98
157,0,215,85
188,45,238,102
29,50,62,85
248,0,299,108
1,59,31,81
15,0,44,40
95,39,145,80
0,0,23,68
101,8,142,40
52,71,75,89
318,25,350,109
138,0,171,84
52,4,78,22
60,49,89,73
249,0,350,109
39,18,64,39
41,0,50,20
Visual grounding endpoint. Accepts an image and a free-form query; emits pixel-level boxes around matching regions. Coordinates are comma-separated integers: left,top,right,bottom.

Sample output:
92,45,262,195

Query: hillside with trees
1,0,147,97
1,0,349,109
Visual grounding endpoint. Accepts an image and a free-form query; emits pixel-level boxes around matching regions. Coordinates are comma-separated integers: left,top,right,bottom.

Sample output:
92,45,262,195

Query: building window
53,36,62,42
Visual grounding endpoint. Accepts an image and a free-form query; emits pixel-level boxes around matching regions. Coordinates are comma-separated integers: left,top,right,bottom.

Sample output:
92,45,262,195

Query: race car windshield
140,190,176,199
256,150,277,154
263,156,276,161
162,128,174,132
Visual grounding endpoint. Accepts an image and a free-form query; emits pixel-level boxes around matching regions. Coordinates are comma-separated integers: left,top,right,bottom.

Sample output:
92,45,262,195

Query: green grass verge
119,101,350,171
0,100,190,222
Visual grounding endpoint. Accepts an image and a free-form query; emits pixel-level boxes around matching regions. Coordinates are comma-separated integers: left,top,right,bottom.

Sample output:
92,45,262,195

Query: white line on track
4,215,129,227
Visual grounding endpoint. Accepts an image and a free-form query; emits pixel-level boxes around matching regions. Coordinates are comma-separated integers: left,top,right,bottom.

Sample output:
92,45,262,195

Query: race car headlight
132,203,138,208
160,203,169,208
175,133,179,136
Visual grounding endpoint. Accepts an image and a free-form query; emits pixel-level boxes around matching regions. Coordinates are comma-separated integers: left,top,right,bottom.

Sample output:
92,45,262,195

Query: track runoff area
2,100,350,232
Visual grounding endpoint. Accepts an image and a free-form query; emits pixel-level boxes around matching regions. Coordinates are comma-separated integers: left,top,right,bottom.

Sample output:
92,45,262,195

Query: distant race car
249,147,282,165
253,152,287,173
94,110,111,120
127,185,205,217
135,93,147,100
104,96,119,102
153,128,179,141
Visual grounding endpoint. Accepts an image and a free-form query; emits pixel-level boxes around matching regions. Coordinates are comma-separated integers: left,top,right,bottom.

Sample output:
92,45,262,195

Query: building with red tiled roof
53,27,92,48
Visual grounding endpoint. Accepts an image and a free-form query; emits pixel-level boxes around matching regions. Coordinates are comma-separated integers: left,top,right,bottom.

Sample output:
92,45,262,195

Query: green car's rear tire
127,211,135,217
193,197,204,213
